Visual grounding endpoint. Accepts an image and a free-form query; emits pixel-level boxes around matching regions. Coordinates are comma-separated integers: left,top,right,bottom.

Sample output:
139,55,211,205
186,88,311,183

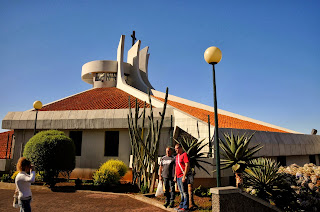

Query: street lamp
204,46,222,187
33,100,42,135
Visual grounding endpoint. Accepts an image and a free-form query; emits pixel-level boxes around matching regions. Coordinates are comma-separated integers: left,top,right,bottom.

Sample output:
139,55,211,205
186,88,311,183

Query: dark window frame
69,131,83,156
277,156,286,166
104,131,119,157
309,155,316,164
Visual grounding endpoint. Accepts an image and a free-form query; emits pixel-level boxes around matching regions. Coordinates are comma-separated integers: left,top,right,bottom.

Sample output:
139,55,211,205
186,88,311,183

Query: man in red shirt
174,143,190,211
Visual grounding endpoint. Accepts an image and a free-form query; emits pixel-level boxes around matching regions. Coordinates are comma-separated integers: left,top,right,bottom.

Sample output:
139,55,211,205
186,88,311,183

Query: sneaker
163,202,169,208
169,202,175,208
174,208,182,211
178,209,189,212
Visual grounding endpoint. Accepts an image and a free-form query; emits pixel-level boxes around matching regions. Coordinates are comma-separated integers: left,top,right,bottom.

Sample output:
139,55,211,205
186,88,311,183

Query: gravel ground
0,188,168,212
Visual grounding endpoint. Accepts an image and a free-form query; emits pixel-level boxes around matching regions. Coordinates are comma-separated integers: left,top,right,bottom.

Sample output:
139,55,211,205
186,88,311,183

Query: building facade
1,35,319,186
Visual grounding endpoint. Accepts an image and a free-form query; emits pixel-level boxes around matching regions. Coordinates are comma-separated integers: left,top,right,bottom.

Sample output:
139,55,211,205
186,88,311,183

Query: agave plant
243,158,281,193
219,131,263,187
174,136,213,208
243,158,298,211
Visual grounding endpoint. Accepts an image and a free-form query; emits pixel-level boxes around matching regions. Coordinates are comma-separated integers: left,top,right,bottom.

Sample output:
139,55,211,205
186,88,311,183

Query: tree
23,130,75,187
175,136,212,209
218,131,263,187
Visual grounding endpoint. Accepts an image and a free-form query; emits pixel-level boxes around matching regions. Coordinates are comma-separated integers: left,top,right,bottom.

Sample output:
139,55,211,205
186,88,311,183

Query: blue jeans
19,198,31,212
177,177,189,209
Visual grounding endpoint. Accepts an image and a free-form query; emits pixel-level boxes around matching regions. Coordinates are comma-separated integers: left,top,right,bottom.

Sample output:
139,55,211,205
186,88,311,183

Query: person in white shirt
15,157,35,212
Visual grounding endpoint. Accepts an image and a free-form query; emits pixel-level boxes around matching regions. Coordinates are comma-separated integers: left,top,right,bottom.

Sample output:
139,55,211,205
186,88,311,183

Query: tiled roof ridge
153,96,289,133
0,130,14,159
39,87,150,111
151,89,299,134
27,87,96,112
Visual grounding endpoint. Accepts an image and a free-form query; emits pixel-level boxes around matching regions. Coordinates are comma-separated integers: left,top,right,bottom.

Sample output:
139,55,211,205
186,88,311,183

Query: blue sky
0,0,319,134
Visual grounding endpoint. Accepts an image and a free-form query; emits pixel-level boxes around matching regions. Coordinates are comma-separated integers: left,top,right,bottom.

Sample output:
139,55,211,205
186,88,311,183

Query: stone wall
210,186,281,212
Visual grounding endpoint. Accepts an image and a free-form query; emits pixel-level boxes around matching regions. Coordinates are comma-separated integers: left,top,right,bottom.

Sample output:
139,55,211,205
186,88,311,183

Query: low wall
210,186,281,212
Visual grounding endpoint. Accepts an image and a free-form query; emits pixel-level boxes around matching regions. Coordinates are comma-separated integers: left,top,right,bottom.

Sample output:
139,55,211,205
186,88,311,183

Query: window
104,131,119,156
106,73,117,81
277,156,286,166
229,176,236,186
95,73,106,81
309,155,316,164
69,131,82,156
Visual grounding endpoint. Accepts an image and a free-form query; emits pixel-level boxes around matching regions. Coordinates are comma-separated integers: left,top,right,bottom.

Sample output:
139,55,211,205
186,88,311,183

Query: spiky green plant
218,131,263,187
174,137,212,175
243,158,281,192
243,158,298,211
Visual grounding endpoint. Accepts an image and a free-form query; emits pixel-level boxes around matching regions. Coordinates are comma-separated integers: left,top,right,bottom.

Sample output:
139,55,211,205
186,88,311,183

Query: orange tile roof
41,87,150,111
154,97,289,133
0,130,14,159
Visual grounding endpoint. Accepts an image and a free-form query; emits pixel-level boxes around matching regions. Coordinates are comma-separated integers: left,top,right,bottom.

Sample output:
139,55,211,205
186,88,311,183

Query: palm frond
175,137,212,175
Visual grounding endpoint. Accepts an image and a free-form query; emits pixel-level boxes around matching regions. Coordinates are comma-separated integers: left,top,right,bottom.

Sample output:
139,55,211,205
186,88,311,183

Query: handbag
13,195,19,208
13,187,19,208
155,180,164,197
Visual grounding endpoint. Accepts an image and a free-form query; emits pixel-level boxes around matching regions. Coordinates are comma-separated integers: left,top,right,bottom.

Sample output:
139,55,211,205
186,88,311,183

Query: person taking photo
15,157,35,212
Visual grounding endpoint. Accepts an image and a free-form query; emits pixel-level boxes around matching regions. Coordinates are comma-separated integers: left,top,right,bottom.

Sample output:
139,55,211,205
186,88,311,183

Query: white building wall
173,110,213,154
157,128,171,156
68,128,171,170
68,129,131,169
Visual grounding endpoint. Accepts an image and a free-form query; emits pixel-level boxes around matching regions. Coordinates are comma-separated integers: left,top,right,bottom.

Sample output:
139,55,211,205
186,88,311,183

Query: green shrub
1,174,11,182
140,183,149,194
100,159,127,177
194,185,211,197
23,130,75,186
93,167,120,186
35,172,43,182
93,159,128,186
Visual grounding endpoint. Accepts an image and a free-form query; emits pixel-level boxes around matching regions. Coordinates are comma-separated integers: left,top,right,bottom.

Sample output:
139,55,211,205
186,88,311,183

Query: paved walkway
0,184,170,212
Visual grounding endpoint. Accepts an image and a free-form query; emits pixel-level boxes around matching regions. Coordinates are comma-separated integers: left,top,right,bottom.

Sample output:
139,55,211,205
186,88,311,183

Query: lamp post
33,100,42,135
204,46,222,187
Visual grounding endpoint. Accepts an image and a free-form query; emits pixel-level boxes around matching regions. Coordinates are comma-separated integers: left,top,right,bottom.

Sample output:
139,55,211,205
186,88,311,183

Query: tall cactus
128,87,168,192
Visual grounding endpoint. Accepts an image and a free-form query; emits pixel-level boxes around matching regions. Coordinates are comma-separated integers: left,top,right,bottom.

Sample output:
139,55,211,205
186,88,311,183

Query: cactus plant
128,88,168,193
